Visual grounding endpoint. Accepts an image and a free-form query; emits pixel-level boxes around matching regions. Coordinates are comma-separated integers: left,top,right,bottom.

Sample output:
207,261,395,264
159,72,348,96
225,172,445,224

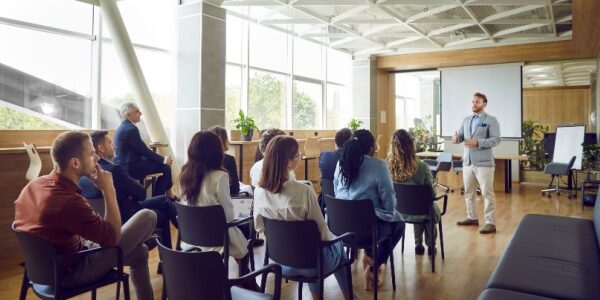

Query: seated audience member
14,131,156,300
80,130,178,249
318,128,352,207
207,126,241,196
113,102,173,197
249,128,296,186
179,131,256,288
253,136,350,300
388,129,441,256
333,129,404,290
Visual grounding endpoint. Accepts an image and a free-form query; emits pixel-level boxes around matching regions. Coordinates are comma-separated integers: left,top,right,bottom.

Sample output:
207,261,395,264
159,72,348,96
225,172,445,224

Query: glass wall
226,14,353,130
0,0,175,130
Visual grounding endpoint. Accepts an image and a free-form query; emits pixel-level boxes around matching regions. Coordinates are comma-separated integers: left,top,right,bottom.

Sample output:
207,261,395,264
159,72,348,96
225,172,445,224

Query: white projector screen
441,63,522,138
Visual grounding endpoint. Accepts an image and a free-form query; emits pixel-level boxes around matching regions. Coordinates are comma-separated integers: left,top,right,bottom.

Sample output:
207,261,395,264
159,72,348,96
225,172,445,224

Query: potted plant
519,120,549,183
348,118,363,132
582,143,600,171
233,110,258,141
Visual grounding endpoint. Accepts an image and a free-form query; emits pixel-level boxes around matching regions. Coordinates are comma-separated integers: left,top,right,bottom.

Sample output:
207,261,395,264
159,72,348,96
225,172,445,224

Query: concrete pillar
352,58,377,132
174,1,226,164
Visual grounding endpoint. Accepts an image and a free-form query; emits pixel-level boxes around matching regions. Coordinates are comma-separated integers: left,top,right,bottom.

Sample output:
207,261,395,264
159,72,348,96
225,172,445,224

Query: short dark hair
334,128,352,148
89,130,109,150
259,128,286,154
51,131,90,171
474,92,487,104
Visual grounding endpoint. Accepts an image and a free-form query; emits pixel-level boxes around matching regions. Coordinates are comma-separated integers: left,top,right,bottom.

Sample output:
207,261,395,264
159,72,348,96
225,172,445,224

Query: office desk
417,152,529,193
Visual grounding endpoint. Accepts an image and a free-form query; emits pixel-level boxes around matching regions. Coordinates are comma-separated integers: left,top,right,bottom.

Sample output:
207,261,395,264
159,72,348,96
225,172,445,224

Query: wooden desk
417,152,529,193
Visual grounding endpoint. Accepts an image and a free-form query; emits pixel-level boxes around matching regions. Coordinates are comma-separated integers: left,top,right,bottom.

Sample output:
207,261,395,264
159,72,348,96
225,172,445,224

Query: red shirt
14,171,117,255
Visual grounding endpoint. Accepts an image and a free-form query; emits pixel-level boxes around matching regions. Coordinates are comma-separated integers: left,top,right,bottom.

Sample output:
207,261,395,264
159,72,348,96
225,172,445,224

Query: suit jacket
223,154,240,195
319,149,342,180
79,158,146,222
113,120,163,167
455,112,501,167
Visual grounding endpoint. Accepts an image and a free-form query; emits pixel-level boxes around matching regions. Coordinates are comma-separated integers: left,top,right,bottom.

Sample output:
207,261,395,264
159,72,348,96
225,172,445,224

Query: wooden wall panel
376,71,395,159
0,130,115,148
523,86,592,131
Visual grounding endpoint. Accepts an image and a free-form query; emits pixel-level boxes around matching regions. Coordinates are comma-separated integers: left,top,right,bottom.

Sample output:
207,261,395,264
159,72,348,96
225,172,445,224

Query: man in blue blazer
80,130,178,249
113,103,173,197
317,128,352,212
452,92,501,234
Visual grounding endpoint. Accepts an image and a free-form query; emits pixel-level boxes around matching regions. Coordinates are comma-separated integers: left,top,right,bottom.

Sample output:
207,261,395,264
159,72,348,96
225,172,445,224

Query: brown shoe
479,224,496,234
456,218,479,226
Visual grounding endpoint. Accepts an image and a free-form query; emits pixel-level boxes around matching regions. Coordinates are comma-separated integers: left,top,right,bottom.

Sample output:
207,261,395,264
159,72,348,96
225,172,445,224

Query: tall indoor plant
233,110,258,141
520,120,549,171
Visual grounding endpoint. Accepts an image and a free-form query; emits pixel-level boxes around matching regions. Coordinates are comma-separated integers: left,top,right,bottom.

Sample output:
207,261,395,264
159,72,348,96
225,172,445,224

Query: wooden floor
0,183,593,300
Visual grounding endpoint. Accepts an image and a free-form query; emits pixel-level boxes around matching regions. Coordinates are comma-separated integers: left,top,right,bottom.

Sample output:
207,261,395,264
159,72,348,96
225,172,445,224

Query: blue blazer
113,120,163,166
80,158,146,222
319,149,342,180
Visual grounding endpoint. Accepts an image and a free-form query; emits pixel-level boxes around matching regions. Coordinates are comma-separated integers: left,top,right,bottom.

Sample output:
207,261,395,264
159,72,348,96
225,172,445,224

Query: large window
248,70,287,129
226,14,353,130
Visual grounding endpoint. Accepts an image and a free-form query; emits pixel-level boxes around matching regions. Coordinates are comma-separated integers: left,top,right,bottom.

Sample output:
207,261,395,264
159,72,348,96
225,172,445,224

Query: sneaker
415,245,425,255
479,224,496,234
456,218,479,226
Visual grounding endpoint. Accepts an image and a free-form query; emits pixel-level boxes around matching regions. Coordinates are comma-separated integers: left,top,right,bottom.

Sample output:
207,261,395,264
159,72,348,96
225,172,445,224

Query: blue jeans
280,241,349,294
363,219,404,267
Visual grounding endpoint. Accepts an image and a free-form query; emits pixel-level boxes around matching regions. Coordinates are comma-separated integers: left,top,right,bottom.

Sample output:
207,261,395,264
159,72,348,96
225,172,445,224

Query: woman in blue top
333,129,404,290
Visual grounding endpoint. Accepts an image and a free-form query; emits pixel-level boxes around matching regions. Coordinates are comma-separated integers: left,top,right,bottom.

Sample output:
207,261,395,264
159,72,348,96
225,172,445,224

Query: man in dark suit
113,103,173,197
317,128,352,211
80,130,178,249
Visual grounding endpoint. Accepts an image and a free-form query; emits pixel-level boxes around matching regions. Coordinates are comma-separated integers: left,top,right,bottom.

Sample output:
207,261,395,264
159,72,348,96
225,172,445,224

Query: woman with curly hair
388,129,441,256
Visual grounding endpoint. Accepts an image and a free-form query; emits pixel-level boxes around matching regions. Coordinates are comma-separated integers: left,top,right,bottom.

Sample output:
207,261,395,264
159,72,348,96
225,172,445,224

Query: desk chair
158,240,282,300
542,156,576,199
423,152,453,193
13,223,129,300
23,143,42,181
301,137,321,181
375,134,383,153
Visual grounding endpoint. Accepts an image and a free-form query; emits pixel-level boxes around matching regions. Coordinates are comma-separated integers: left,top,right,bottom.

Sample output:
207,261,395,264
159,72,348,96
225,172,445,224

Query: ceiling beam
374,5,443,47
406,5,459,23
492,23,548,38
480,5,545,24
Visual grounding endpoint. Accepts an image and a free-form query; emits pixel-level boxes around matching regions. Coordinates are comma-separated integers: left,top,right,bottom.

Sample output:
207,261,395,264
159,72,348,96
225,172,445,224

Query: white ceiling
206,0,573,58
523,59,596,88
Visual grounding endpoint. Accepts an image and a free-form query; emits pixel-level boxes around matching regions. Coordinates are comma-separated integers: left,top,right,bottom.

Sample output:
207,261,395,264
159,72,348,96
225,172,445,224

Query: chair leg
250,248,256,271
19,271,28,300
298,282,303,300
389,238,396,290
401,225,405,254
431,222,435,273
439,220,445,260
92,288,97,300
260,252,269,292
123,277,131,300
373,247,378,300
346,264,354,300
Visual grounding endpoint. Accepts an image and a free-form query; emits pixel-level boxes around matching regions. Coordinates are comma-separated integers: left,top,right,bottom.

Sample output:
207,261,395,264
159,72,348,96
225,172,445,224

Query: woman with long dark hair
253,136,350,300
333,129,404,290
179,131,255,285
388,129,440,256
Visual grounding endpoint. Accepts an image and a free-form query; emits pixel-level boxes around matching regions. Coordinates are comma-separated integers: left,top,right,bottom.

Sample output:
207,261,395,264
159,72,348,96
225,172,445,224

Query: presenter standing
452,92,501,234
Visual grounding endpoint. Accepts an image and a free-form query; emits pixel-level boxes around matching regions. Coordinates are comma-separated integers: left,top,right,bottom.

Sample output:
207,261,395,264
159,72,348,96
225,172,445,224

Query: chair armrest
326,232,357,263
227,216,253,228
232,191,252,198
434,194,448,216
228,263,282,299
59,246,124,272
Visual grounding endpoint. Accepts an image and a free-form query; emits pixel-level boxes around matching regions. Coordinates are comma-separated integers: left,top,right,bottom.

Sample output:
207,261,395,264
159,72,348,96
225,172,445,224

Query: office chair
541,156,576,199
423,153,453,193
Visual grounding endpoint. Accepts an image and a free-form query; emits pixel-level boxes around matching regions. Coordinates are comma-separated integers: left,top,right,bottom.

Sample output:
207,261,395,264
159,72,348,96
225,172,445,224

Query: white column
352,57,377,131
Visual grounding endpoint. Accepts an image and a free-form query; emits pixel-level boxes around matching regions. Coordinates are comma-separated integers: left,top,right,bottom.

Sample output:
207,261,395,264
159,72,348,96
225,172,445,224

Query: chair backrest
320,178,335,198
375,134,383,153
12,223,58,285
325,196,375,240
304,137,321,158
263,218,321,269
157,241,228,300
436,152,453,172
174,202,227,247
23,143,42,181
86,197,105,217
452,159,463,171
393,183,435,216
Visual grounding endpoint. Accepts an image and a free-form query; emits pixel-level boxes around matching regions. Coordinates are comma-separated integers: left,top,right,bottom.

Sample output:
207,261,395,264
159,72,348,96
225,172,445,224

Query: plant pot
242,129,254,141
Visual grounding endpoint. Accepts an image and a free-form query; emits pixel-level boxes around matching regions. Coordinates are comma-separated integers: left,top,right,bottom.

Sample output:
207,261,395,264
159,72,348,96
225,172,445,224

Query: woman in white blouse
253,135,350,300
179,131,255,284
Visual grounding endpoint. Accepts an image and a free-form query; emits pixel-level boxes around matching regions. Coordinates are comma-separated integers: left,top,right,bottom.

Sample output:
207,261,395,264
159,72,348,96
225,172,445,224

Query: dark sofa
478,192,600,300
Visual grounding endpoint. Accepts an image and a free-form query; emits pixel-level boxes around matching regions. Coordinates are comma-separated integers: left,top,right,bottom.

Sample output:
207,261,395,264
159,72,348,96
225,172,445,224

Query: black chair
393,183,448,272
157,240,282,300
12,223,130,300
423,152,453,192
542,155,577,198
325,196,396,300
174,202,255,272
320,178,335,199
260,218,356,300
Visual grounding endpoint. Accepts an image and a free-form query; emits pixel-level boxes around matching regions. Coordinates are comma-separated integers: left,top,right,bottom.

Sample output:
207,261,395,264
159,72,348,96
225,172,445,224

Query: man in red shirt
14,131,157,300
